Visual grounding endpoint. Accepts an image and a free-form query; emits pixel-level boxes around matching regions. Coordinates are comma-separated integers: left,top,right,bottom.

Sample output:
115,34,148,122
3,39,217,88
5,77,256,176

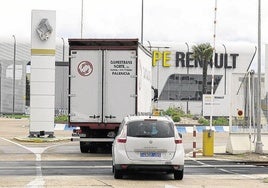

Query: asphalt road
0,159,267,177
0,119,268,187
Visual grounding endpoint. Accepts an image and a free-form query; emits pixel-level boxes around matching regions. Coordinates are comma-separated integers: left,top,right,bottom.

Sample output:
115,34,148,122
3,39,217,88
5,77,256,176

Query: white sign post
30,10,56,137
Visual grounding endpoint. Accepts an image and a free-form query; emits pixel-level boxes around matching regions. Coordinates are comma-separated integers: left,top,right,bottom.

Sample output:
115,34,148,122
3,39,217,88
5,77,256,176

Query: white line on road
0,137,71,187
0,137,45,187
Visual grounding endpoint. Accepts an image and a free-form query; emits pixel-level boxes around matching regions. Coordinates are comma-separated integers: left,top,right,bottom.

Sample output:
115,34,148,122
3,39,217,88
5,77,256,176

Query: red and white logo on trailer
77,61,93,76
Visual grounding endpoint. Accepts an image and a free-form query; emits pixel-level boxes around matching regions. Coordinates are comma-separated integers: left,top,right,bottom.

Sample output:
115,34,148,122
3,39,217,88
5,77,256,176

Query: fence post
193,125,197,158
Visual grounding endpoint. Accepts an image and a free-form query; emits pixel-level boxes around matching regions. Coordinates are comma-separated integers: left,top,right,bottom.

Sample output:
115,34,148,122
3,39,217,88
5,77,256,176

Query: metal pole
210,0,217,130
61,37,65,114
12,35,16,114
147,41,152,51
81,0,84,38
252,71,256,143
255,0,263,154
185,42,189,114
185,42,189,75
222,44,227,95
193,125,197,158
141,0,144,44
61,37,65,62
248,72,252,152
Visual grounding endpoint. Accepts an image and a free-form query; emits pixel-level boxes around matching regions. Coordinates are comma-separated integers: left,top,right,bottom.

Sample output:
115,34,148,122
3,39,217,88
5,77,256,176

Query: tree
192,43,213,96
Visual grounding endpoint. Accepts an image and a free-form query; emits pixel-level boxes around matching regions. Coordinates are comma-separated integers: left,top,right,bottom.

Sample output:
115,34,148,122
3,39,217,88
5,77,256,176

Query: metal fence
0,60,26,114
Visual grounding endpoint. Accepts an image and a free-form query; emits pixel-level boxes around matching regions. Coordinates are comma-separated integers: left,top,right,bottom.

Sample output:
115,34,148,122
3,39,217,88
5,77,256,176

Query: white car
112,115,184,180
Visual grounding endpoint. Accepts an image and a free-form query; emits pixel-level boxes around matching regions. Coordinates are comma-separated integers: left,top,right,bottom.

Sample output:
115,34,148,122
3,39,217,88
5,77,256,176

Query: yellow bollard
203,129,214,156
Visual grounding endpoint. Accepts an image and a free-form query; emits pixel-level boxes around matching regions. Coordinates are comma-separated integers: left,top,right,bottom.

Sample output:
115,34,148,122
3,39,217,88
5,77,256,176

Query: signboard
203,95,230,116
30,10,56,137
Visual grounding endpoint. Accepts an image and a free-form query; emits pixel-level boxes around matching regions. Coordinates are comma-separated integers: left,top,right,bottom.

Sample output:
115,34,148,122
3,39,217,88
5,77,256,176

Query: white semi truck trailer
68,39,153,153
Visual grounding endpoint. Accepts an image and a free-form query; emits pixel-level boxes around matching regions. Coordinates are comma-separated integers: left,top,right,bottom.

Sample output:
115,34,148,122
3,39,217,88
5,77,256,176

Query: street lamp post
185,42,189,114
12,35,16,114
222,44,227,95
81,0,84,38
61,38,65,114
61,37,65,62
255,0,263,154
141,0,144,44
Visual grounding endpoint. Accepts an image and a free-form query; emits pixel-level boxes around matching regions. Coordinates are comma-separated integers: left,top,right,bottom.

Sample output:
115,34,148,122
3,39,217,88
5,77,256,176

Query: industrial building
149,43,264,115
1,38,267,122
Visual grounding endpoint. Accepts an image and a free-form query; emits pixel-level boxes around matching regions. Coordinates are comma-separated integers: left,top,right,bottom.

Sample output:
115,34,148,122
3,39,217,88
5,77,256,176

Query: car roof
124,115,173,123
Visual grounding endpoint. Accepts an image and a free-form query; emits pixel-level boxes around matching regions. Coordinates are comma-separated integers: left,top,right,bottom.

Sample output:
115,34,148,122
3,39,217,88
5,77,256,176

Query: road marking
0,164,257,170
0,166,111,169
0,138,79,187
185,156,259,180
0,137,45,187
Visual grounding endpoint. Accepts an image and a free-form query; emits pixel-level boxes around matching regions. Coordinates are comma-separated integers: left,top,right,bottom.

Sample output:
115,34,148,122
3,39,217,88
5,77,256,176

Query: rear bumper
114,164,184,172
69,123,120,129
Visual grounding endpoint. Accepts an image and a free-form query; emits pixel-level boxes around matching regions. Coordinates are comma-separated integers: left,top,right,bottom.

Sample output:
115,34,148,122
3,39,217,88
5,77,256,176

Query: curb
176,125,229,134
14,136,71,143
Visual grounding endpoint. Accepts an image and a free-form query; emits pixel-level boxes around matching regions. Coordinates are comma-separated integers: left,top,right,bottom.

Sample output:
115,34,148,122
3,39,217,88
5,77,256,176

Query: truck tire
89,143,97,153
174,170,183,180
80,142,89,153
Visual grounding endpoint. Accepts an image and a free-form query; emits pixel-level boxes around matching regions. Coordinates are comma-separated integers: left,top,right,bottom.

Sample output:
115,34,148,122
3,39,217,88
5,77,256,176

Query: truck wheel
174,170,183,180
80,142,89,153
89,143,97,153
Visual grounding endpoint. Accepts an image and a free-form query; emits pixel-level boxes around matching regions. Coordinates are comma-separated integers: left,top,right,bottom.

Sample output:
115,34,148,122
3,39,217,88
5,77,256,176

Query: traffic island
13,136,71,143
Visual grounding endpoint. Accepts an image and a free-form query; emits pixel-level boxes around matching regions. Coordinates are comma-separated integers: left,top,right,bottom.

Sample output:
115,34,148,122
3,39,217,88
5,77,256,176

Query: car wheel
114,168,123,179
174,170,183,180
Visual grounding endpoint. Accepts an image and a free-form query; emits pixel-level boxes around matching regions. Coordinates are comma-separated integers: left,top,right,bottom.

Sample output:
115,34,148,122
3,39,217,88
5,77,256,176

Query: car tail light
173,165,180,170
117,138,127,143
175,139,182,144
121,164,128,169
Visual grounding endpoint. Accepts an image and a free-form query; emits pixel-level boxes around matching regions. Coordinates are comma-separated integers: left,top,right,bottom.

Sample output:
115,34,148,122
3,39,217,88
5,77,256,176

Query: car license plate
140,152,161,157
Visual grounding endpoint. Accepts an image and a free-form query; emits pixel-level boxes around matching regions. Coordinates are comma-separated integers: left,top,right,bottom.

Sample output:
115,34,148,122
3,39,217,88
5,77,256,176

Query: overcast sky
1,0,268,46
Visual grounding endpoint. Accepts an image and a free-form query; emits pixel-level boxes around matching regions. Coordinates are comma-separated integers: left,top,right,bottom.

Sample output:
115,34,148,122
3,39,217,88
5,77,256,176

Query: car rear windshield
127,120,174,138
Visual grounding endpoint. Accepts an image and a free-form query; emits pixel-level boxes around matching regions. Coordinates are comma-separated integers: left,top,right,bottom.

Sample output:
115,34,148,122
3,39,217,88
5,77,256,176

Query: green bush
213,117,228,126
198,117,229,126
164,107,184,116
163,107,185,122
198,117,209,126
172,115,181,122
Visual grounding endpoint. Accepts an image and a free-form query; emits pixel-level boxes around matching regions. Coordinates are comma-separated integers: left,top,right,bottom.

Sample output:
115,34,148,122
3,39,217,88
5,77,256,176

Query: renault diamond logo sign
36,18,53,41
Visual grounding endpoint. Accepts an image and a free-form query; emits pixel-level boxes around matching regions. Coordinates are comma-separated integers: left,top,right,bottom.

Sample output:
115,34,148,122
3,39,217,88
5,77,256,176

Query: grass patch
54,115,68,123
263,178,268,183
2,114,29,119
2,114,68,124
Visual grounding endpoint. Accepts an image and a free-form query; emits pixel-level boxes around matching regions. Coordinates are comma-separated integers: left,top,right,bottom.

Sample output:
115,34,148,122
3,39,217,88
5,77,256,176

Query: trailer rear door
69,50,137,123
103,50,137,123
69,50,102,123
